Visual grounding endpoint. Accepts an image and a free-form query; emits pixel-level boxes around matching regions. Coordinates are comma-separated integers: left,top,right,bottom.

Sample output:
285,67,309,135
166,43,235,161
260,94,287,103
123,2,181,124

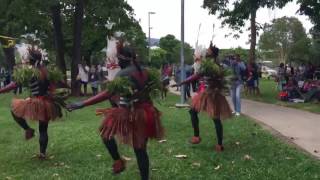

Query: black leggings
11,111,49,154
103,138,149,180
189,108,223,145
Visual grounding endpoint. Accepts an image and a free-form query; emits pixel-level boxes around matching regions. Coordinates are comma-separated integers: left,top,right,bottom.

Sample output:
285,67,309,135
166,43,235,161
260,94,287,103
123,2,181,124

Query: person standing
230,54,246,116
277,63,286,91
89,65,99,96
77,63,89,96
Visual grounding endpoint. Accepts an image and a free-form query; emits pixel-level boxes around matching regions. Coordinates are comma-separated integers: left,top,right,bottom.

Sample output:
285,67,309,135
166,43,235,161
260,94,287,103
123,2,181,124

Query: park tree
258,17,310,64
0,0,52,70
0,0,147,95
220,47,250,62
159,34,193,65
298,1,320,65
202,0,292,63
150,48,167,68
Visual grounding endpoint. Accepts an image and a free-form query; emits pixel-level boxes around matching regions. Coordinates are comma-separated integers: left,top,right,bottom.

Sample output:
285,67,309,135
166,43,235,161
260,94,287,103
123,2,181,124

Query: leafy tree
202,0,291,63
298,1,320,65
0,0,51,70
159,34,193,65
220,47,250,62
150,48,167,68
298,0,320,31
258,17,310,64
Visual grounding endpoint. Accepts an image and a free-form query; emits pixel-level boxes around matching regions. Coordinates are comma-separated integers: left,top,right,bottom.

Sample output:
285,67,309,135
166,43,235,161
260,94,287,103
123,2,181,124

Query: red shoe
190,136,201,144
37,153,47,160
112,159,126,174
25,129,35,140
215,145,224,152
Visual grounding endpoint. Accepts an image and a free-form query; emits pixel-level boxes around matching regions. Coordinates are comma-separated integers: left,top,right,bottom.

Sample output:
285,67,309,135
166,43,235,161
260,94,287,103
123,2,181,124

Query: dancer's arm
172,74,201,87
67,91,111,111
0,82,18,94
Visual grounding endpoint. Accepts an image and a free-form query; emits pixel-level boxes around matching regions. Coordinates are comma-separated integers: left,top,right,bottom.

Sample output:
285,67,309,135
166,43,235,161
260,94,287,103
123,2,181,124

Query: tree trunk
249,9,257,64
51,4,66,77
71,0,84,96
3,47,15,71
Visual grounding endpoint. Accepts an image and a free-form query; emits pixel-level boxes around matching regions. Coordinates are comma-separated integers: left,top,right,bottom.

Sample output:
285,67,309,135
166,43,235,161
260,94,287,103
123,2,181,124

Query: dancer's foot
38,153,47,160
112,159,126,174
215,144,224,152
25,128,35,140
190,136,201,144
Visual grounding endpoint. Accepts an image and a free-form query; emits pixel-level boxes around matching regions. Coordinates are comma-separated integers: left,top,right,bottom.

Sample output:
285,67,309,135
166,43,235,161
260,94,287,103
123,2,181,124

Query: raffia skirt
11,97,62,122
191,90,232,120
98,101,164,148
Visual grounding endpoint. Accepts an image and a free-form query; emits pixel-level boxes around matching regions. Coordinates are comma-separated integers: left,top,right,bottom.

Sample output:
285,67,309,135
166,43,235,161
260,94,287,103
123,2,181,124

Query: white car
261,66,277,79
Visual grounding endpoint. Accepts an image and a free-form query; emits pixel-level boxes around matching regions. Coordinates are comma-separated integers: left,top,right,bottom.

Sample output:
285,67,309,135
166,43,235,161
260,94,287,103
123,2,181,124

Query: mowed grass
0,93,319,180
245,79,320,113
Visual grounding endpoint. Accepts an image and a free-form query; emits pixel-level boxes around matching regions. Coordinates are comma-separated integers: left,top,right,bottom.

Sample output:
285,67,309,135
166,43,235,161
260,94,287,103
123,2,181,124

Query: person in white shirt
78,63,89,96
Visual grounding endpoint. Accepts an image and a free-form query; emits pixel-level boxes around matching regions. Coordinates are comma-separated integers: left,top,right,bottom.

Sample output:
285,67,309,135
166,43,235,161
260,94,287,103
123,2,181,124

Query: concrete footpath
169,85,320,159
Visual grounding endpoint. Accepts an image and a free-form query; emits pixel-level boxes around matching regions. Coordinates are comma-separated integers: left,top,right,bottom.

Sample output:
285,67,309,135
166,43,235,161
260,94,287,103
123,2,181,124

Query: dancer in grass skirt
0,47,66,159
173,42,232,152
67,45,164,180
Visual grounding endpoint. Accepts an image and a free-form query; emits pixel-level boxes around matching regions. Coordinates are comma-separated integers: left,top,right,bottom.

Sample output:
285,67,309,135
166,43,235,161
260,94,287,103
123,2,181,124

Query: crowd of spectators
276,62,320,103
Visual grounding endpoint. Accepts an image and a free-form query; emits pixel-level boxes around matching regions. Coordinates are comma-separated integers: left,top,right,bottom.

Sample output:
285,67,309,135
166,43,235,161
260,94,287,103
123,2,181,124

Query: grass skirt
98,102,164,148
11,97,62,122
191,90,232,119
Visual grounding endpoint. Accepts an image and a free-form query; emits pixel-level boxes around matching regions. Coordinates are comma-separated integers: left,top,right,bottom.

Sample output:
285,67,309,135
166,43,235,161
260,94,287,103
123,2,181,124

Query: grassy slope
0,93,319,180
245,79,320,113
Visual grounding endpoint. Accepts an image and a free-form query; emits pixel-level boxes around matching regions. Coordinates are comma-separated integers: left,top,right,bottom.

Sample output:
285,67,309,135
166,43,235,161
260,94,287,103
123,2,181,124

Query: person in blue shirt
230,54,246,116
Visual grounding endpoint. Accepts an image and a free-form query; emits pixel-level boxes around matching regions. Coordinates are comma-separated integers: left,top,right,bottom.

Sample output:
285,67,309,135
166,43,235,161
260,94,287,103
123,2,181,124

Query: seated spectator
284,79,300,99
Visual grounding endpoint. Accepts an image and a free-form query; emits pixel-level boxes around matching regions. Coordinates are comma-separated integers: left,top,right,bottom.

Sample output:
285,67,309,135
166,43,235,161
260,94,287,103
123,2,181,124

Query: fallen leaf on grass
192,162,201,167
49,155,55,160
214,165,221,170
174,154,187,159
96,154,102,158
158,139,167,143
122,155,132,161
235,142,240,145
52,173,59,177
285,157,293,160
231,161,235,164
152,168,158,171
244,154,253,160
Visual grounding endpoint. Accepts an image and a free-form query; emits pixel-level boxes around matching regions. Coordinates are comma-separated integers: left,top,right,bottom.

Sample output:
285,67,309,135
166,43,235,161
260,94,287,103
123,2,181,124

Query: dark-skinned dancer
173,42,232,152
67,46,164,180
0,47,65,159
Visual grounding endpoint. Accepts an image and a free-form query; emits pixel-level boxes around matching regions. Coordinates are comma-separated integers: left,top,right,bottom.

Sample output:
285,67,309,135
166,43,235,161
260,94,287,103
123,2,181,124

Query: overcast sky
126,0,313,49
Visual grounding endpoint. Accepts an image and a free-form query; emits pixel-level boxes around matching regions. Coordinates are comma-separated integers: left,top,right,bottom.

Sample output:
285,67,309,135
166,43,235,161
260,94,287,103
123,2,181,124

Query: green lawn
245,79,320,113
0,93,319,180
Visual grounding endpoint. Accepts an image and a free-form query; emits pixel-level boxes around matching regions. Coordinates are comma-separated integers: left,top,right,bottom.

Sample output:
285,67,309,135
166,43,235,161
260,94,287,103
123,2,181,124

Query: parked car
261,65,277,79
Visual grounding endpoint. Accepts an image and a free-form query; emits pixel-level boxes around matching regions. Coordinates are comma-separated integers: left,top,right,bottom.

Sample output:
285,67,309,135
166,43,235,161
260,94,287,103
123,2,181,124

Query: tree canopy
259,17,310,64
158,34,193,65
202,0,292,63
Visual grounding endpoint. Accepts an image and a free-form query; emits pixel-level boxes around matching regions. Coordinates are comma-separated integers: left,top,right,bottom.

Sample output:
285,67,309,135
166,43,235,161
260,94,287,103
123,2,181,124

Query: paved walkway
169,84,320,159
